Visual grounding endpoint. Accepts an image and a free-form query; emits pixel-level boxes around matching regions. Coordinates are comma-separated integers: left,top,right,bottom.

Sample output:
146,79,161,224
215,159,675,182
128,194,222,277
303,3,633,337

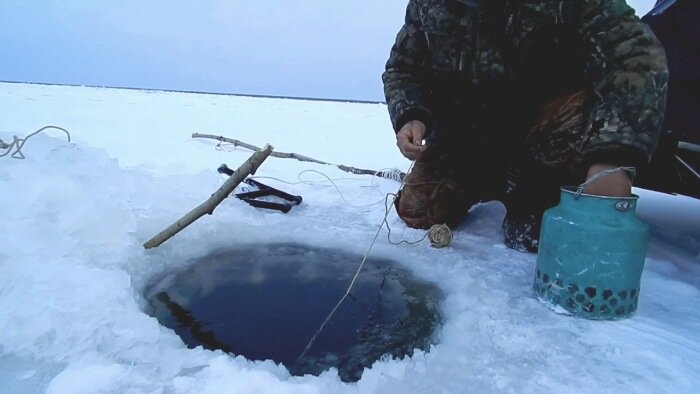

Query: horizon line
0,79,386,106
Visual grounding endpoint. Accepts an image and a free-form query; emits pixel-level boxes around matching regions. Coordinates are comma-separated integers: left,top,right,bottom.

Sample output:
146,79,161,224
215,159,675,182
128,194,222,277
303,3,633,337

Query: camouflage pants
396,90,590,229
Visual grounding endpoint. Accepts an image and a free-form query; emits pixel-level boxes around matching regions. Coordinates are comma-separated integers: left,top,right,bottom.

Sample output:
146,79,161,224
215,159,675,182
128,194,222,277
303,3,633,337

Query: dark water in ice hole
145,243,443,382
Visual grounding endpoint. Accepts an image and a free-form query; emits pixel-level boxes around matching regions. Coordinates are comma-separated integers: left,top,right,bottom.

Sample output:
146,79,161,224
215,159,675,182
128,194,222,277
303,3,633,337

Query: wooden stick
192,133,406,181
143,144,274,249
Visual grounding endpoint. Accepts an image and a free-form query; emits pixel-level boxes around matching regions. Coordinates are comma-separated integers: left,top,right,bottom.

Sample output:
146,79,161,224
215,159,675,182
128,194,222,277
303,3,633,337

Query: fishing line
296,163,452,360
297,161,415,360
248,169,451,245
250,169,389,208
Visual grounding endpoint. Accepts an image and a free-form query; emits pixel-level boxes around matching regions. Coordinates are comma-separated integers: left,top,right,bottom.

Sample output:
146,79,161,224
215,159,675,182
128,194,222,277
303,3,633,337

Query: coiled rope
428,223,453,248
0,125,72,160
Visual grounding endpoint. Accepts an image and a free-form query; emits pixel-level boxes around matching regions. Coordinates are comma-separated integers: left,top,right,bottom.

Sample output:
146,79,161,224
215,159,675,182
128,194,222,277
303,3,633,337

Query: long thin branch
192,133,406,181
143,144,274,249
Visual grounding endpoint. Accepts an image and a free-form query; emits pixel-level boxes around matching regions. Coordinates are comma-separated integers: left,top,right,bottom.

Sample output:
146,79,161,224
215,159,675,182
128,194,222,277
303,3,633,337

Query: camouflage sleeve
382,0,431,132
577,0,669,167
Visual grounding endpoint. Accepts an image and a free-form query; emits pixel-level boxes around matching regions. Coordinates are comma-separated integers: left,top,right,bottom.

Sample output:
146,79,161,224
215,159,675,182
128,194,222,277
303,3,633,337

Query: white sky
0,0,657,101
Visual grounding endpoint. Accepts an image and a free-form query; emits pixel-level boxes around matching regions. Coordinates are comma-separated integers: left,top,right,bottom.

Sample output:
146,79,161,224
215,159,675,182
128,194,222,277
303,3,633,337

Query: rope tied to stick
194,132,407,181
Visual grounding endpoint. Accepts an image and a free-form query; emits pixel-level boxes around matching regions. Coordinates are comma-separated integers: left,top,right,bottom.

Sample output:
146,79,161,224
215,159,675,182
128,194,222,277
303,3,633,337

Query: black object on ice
218,163,302,213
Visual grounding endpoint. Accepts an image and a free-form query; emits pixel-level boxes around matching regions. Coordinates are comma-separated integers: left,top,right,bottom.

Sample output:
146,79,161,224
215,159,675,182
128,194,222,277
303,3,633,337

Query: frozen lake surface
0,82,699,393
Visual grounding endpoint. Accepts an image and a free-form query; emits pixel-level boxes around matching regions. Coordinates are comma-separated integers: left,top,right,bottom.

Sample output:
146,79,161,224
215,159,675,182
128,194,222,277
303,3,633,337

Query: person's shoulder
408,0,433,8
412,0,456,11
411,0,463,32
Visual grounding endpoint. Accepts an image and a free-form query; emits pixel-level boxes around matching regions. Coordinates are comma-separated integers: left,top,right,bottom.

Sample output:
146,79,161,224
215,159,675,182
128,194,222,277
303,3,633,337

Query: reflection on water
145,243,443,382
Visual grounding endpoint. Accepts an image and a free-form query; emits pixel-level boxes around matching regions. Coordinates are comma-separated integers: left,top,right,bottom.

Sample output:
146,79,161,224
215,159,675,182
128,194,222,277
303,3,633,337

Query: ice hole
145,243,443,382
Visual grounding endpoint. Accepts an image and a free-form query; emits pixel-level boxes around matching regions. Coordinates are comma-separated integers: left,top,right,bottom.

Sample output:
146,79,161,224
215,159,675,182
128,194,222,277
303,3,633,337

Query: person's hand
582,163,633,197
396,120,427,160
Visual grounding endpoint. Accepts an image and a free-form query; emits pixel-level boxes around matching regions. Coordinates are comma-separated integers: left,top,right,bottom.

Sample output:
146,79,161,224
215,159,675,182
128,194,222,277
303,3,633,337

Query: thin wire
252,170,389,208
250,167,428,246
382,193,430,246
253,169,428,244
215,142,237,152
298,161,416,360
253,169,428,245
576,166,636,197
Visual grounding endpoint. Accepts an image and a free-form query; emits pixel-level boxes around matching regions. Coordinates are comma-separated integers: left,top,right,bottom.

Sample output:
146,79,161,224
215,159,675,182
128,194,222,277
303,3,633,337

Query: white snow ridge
1,82,699,393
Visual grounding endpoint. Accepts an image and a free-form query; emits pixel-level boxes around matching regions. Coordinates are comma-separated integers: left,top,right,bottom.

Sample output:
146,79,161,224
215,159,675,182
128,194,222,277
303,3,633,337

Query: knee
394,185,469,229
395,189,436,229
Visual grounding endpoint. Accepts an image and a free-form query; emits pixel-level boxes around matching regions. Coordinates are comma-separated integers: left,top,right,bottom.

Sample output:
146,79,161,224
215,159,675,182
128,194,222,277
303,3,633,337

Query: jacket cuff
583,144,650,170
394,107,432,133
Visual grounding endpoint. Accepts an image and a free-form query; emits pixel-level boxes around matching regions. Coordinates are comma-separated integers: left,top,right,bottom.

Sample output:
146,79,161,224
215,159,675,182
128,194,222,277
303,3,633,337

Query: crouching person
382,0,668,252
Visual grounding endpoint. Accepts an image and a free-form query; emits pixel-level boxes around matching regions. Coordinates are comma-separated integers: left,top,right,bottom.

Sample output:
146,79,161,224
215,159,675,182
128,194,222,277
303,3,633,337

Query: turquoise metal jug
533,185,649,320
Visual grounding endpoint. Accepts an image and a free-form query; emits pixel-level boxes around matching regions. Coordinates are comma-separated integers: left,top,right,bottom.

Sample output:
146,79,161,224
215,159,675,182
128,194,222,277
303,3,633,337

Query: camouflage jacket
383,0,669,165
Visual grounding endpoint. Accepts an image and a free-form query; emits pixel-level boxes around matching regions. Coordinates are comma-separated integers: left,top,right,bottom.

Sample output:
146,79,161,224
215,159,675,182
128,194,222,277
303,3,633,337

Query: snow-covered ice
1,82,699,393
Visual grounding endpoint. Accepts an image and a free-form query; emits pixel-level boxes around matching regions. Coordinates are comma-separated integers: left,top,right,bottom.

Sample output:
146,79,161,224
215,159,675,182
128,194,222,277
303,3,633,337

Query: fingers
397,132,424,160
396,121,427,160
